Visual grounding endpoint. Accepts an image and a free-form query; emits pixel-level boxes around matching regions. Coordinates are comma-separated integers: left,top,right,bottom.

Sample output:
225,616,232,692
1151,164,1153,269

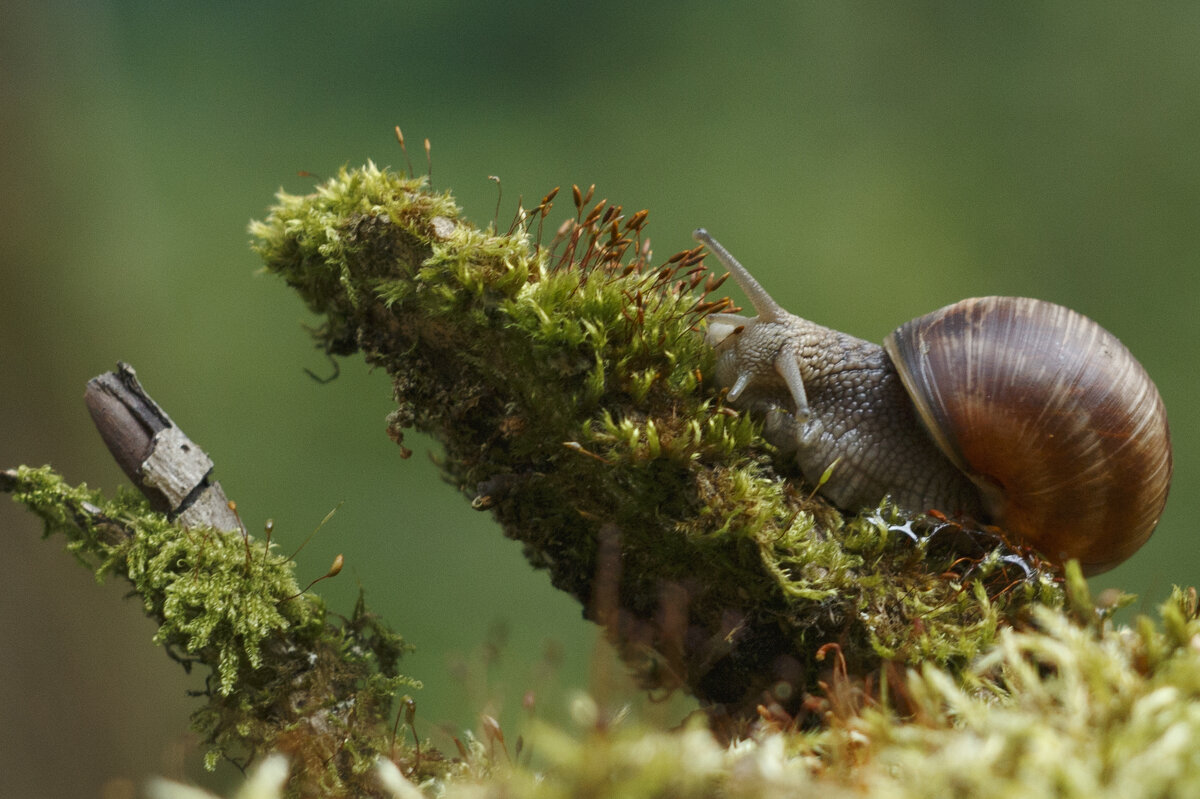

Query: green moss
4,465,423,797
150,580,1200,799
251,164,1062,719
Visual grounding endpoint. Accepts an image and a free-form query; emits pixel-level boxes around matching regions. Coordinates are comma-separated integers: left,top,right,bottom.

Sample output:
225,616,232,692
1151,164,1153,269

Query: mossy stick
250,163,1063,722
3,364,425,796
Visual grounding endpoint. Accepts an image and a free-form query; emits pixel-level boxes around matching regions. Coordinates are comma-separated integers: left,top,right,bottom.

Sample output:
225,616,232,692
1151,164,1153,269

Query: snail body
694,229,1172,575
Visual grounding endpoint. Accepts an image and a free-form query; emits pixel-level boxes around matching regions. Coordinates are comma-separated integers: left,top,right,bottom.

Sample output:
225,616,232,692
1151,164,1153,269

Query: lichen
250,164,1062,721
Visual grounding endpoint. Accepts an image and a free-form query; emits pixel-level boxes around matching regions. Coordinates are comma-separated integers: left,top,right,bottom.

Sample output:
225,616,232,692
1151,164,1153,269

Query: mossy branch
3,362,428,799
250,163,1062,721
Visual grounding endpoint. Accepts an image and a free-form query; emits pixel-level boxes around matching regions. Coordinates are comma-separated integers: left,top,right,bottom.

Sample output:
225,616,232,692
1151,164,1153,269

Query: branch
4,365,424,797
250,163,1062,722
84,361,240,531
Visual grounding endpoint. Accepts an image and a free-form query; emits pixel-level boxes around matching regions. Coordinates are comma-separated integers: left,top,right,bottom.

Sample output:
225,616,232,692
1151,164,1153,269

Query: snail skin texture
694,228,1172,575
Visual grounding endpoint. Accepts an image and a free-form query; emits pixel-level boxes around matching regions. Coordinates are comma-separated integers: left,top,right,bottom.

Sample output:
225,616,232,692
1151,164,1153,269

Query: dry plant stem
85,362,241,531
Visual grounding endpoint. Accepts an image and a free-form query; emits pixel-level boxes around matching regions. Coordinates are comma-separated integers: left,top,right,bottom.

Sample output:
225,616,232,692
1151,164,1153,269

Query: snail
693,228,1172,575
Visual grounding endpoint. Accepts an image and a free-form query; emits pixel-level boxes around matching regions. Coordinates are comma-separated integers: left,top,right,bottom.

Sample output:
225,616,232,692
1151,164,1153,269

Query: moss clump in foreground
151,580,1200,799
2,466,426,796
251,163,1063,721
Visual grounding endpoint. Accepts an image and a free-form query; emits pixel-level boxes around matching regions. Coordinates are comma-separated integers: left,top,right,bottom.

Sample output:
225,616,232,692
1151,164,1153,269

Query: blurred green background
2,3,1198,796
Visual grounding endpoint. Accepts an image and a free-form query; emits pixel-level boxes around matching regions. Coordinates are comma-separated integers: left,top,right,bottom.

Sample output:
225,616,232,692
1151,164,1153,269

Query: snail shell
885,297,1172,574
695,229,1172,575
